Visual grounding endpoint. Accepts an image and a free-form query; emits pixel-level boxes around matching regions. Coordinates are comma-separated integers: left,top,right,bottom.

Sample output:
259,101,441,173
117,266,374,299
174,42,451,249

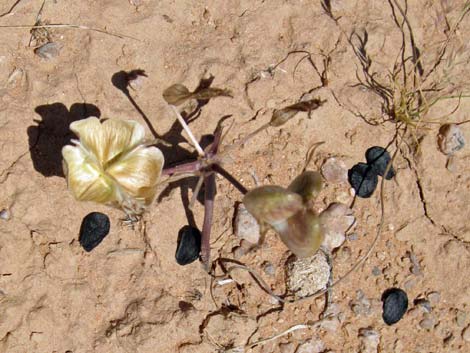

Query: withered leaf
191,87,233,101
163,84,232,106
270,98,325,127
162,84,192,105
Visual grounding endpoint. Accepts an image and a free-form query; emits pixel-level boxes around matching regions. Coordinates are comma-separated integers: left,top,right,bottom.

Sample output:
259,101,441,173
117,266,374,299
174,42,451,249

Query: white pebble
234,203,260,244
438,124,465,155
321,157,348,184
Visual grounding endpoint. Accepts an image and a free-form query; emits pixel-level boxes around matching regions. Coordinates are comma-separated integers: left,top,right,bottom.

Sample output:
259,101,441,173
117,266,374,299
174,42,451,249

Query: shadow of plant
28,103,101,177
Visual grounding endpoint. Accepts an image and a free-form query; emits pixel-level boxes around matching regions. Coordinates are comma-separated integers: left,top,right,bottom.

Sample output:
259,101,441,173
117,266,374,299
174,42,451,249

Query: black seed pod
365,146,395,180
79,212,110,252
382,288,408,325
348,163,378,198
175,226,202,266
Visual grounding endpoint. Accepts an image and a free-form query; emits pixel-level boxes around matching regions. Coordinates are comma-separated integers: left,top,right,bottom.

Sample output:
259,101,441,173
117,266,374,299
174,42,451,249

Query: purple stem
162,160,202,176
208,122,224,155
201,172,216,272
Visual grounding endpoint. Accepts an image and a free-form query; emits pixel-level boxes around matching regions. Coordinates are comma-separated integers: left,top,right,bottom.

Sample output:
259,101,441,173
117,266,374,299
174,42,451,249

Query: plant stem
218,122,270,157
212,164,248,195
169,104,205,156
162,160,201,176
201,173,216,272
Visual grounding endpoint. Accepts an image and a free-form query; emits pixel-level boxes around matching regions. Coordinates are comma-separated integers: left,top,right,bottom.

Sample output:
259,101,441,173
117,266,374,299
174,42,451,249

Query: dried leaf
162,84,192,105
163,83,232,106
270,98,325,127
192,87,233,101
287,171,322,202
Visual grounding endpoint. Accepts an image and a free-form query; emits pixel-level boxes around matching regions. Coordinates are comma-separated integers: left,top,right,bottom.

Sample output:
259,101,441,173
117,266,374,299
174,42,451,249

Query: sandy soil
1,0,470,352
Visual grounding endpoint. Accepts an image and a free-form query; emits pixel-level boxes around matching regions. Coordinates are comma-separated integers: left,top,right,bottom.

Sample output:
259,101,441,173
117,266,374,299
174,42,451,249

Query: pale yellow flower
62,117,164,216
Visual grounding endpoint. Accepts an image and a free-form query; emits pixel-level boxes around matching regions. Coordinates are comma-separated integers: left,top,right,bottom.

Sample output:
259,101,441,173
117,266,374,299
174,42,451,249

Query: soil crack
401,152,438,227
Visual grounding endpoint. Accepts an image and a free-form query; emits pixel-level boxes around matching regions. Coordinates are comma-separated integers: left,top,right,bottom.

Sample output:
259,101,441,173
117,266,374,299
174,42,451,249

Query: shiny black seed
382,288,408,325
79,212,110,252
175,226,201,266
365,146,395,180
348,163,378,198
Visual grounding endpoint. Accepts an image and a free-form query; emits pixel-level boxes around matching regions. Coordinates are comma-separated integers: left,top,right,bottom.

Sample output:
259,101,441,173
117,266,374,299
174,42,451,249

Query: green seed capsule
243,186,303,225
273,209,324,258
287,171,322,202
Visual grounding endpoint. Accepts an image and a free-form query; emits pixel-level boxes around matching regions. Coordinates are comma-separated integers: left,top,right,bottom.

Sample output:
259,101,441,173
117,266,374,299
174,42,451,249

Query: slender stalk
201,173,216,272
212,164,248,195
161,160,201,176
0,24,140,41
218,122,270,158
189,175,204,210
169,105,205,156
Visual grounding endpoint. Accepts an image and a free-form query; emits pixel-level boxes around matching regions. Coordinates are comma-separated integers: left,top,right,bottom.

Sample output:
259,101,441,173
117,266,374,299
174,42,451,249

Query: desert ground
1,0,470,352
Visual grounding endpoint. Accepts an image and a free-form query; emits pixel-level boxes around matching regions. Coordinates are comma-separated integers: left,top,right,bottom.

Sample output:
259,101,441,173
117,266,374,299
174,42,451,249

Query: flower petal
106,146,164,206
70,117,146,165
62,145,116,203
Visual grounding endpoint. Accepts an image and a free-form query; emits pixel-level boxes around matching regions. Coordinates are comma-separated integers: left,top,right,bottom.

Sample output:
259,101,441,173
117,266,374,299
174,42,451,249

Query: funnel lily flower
62,117,164,216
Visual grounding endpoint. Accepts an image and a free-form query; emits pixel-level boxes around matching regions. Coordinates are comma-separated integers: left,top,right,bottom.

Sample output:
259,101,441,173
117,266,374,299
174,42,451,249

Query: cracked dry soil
1,1,470,352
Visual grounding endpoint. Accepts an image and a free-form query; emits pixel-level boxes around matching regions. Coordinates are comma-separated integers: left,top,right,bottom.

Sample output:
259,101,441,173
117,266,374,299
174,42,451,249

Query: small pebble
319,203,355,251
456,310,466,327
175,226,201,265
319,316,340,332
414,298,432,313
365,146,395,179
34,42,62,60
372,266,382,276
438,124,465,155
79,212,110,252
234,203,260,244
427,291,440,305
403,278,416,291
0,209,10,221
462,325,470,342
419,315,435,330
262,261,275,276
382,288,408,325
321,157,348,184
358,327,380,353
351,290,372,316
348,163,378,198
